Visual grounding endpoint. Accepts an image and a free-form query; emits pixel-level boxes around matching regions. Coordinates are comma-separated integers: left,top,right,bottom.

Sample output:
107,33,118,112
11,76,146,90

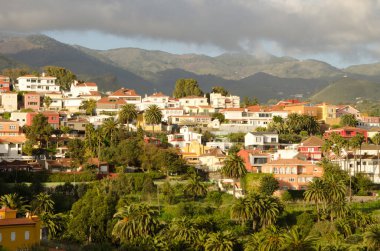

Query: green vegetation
173,78,204,98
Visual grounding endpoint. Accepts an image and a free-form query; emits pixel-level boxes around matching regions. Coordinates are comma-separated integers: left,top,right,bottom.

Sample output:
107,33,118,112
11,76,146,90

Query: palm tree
144,104,163,134
119,104,138,132
230,197,252,226
80,99,97,115
185,175,207,200
221,153,247,197
84,124,98,157
282,226,318,251
0,193,27,212
260,225,284,251
112,203,159,243
259,196,283,229
245,233,265,251
165,217,200,244
304,178,326,221
204,231,235,251
371,133,380,182
101,118,119,146
43,96,53,110
31,192,54,215
350,134,365,174
363,224,380,251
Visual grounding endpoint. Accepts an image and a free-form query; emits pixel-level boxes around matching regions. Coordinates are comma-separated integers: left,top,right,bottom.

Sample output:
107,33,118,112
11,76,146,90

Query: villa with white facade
17,73,60,92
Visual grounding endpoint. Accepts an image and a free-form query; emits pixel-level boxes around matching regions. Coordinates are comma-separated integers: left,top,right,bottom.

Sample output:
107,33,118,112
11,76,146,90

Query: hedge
47,172,97,182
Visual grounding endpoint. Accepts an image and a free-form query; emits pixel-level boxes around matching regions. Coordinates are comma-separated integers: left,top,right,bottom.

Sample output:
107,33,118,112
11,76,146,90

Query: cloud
1,0,380,62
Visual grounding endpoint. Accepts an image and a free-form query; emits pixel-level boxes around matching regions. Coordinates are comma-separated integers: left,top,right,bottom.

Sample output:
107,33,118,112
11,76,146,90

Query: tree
43,66,76,90
31,192,54,215
364,224,380,251
340,114,358,127
0,193,28,213
173,79,203,98
185,175,208,200
211,112,225,123
24,113,53,148
259,225,284,251
258,175,279,196
2,68,30,84
112,203,159,243
101,118,119,146
221,153,247,197
144,105,163,134
67,138,86,167
371,133,380,183
204,231,235,251
282,226,318,251
242,97,259,107
80,99,97,116
43,96,52,110
211,86,228,96
304,178,326,222
230,197,251,225
350,134,365,174
119,104,138,131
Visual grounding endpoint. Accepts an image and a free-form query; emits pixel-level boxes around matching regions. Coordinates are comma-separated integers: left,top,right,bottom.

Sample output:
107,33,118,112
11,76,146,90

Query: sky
1,0,380,68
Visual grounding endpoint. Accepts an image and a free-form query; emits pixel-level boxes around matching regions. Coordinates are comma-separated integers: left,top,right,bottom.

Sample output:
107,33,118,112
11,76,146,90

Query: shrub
47,172,97,182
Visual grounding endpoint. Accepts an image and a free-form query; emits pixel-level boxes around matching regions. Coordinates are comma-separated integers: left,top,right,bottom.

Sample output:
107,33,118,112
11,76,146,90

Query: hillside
96,48,343,80
0,34,152,92
344,62,380,77
310,78,380,103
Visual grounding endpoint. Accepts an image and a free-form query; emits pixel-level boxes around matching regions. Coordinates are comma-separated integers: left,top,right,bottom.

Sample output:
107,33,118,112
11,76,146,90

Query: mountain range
0,33,380,102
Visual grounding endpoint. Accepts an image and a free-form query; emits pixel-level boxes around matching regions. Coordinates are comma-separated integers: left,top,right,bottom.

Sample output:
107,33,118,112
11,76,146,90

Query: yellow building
283,104,318,117
181,140,210,165
0,207,41,251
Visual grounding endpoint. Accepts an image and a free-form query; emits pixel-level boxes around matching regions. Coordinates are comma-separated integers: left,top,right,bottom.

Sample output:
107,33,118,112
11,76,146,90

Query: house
206,138,234,152
261,158,323,190
0,207,41,251
109,88,142,104
244,131,279,150
178,96,208,107
180,140,209,166
0,119,21,136
24,92,41,111
358,116,380,128
317,103,338,124
0,160,41,172
198,148,226,172
0,92,18,112
61,117,89,133
324,127,368,142
96,97,126,114
336,105,361,119
0,75,11,92
10,112,28,127
209,92,240,109
26,112,60,129
44,92,63,111
88,115,112,128
17,73,60,92
68,81,98,97
0,135,26,160
138,92,170,111
238,149,271,173
161,107,184,122
169,115,212,126
283,103,318,118
167,126,202,148
298,136,324,161
332,152,380,183
62,97,83,112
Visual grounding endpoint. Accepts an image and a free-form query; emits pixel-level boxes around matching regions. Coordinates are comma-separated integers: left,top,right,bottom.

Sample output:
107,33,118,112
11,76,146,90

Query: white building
0,135,26,160
109,88,142,104
0,92,18,112
138,92,170,111
210,92,240,109
161,108,184,122
17,73,60,92
44,92,63,111
167,126,202,148
10,112,28,127
88,115,113,128
244,131,279,150
178,96,208,108
63,98,84,112
68,81,98,97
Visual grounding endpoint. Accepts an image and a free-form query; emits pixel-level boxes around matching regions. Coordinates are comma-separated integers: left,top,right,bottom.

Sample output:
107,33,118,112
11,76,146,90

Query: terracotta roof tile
110,88,140,97
0,218,38,226
300,136,324,147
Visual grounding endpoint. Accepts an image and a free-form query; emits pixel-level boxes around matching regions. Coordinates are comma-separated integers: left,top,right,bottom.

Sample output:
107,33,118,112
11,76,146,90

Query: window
11,232,15,241
0,232,2,242
10,125,16,130
256,137,262,142
289,178,295,182
25,231,30,240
